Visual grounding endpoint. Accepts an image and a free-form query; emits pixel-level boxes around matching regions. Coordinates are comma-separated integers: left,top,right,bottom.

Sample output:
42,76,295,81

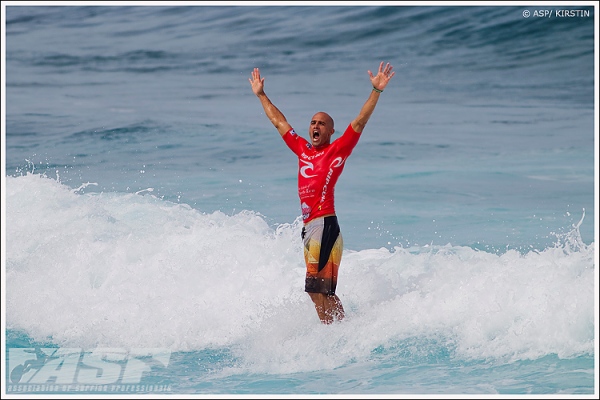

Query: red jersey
282,124,361,224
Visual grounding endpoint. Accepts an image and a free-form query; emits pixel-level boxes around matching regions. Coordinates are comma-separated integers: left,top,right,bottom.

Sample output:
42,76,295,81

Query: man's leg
303,216,344,324
308,292,345,324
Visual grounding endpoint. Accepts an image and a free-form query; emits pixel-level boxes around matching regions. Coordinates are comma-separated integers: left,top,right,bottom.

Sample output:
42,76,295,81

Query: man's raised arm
351,62,395,134
249,68,292,137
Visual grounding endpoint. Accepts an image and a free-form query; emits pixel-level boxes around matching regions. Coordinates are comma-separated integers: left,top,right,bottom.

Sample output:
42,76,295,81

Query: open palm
368,62,395,91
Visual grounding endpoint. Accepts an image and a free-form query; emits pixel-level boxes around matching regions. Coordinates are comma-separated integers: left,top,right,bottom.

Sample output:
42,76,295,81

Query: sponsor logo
300,152,324,161
6,347,172,393
299,159,317,178
320,157,345,204
301,202,311,220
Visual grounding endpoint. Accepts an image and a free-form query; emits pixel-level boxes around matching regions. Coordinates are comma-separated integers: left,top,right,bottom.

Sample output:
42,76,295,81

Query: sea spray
6,173,594,375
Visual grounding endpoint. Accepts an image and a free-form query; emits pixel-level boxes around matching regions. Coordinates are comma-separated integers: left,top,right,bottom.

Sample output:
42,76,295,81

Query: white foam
5,173,595,374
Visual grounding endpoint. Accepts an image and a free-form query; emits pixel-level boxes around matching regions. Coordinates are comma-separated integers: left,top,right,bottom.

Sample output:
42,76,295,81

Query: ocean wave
5,173,594,373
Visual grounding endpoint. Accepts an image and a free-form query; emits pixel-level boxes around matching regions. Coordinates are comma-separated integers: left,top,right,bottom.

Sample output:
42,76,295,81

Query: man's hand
350,61,395,133
249,67,265,96
368,62,395,92
249,67,292,136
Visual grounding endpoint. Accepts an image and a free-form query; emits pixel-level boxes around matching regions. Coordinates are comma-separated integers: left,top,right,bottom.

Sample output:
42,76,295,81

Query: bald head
314,112,334,131
309,112,336,148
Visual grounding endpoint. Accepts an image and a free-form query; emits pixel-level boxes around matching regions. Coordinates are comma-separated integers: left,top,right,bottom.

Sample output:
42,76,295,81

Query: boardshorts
301,215,343,295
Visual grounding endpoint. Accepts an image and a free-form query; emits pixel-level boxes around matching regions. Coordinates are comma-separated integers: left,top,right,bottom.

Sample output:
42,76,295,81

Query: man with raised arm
249,62,395,324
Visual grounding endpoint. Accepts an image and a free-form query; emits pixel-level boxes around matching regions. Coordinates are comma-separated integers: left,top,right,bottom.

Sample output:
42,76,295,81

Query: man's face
309,112,335,149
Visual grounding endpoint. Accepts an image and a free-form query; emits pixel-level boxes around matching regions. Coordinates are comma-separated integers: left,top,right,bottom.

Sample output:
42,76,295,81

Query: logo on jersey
301,202,311,220
299,160,317,178
330,157,344,169
320,157,345,204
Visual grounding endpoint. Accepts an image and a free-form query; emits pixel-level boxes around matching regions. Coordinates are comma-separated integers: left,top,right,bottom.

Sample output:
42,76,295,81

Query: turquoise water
3,3,597,396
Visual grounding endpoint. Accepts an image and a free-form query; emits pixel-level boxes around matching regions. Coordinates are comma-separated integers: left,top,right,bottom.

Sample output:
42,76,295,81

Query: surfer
249,62,395,324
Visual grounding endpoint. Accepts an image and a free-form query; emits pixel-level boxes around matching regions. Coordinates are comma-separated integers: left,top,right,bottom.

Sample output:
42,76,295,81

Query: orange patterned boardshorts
301,216,343,295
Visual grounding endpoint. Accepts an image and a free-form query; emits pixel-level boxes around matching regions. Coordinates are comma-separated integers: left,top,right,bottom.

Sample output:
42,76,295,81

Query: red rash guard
282,124,361,224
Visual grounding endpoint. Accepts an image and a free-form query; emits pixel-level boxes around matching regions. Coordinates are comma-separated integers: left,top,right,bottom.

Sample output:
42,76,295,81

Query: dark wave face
6,5,594,102
4,4,596,251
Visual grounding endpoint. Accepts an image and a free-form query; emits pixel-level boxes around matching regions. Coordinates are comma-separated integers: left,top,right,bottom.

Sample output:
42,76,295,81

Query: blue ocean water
2,3,597,396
